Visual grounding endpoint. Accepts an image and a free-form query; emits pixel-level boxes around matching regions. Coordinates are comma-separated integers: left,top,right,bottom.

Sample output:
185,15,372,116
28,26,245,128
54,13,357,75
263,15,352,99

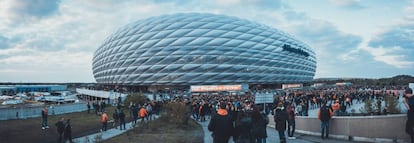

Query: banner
190,84,247,92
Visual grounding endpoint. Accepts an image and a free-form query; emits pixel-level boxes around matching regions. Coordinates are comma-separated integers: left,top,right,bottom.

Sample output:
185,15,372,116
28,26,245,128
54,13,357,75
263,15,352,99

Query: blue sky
0,0,413,82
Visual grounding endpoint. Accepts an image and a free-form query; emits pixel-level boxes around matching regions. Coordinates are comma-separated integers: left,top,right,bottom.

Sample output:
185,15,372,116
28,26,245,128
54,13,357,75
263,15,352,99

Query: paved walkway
199,118,360,143
73,116,158,143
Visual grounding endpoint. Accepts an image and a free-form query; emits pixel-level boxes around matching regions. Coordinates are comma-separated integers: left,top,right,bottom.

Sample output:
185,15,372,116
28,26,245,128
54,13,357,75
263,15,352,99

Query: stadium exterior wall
92,13,316,85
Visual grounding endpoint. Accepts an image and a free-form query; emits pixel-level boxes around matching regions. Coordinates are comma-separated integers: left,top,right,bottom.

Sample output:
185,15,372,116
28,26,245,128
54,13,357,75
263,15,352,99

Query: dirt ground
103,117,204,143
0,106,121,143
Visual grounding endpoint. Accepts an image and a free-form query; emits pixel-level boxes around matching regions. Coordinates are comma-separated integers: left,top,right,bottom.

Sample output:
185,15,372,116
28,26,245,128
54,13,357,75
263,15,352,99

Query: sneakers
288,137,296,139
45,126,49,129
42,127,45,130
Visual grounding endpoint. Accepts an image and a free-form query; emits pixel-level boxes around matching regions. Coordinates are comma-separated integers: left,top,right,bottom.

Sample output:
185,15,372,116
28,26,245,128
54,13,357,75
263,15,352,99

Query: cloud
329,0,365,10
0,0,411,82
0,35,10,49
284,11,363,59
0,0,61,24
365,1,414,69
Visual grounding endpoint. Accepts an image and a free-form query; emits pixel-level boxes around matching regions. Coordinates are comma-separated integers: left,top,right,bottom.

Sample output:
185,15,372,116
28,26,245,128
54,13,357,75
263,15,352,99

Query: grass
103,117,204,143
0,106,121,143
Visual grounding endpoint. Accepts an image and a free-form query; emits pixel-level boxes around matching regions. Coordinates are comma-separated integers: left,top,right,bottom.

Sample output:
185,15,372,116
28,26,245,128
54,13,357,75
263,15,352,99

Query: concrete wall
269,114,410,142
0,103,87,120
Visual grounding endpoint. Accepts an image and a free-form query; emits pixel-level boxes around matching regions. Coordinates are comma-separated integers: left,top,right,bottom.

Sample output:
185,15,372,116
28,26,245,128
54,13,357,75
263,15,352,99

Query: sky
0,0,413,83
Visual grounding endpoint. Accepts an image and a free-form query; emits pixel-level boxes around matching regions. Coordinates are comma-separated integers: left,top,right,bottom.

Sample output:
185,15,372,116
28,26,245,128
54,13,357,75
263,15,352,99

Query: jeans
42,117,48,127
119,120,126,130
278,130,286,142
321,121,330,138
288,119,295,137
256,137,266,143
102,122,107,131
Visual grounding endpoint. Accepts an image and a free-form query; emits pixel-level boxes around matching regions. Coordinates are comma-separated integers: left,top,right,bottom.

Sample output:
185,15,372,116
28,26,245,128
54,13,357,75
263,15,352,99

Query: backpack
320,106,330,121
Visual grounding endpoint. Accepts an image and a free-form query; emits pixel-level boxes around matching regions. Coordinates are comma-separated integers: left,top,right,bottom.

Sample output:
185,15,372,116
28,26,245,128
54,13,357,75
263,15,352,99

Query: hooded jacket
208,109,234,143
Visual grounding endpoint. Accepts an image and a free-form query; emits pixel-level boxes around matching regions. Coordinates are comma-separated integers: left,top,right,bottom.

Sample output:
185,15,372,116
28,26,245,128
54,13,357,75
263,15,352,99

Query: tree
124,93,148,106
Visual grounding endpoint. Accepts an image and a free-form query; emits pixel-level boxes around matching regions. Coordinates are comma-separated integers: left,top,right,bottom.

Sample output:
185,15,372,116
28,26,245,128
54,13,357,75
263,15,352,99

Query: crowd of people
190,85,409,143
40,84,411,143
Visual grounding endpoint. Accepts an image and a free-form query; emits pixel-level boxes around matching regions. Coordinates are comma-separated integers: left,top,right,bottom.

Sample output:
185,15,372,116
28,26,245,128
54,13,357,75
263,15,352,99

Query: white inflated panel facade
92,13,316,85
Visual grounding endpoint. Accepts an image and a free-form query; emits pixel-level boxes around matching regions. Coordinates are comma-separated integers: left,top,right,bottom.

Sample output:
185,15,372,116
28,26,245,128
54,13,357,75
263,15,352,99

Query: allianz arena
92,13,316,86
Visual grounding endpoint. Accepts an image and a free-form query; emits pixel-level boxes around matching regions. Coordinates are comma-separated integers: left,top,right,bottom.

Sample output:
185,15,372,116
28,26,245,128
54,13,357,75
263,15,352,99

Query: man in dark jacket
252,106,269,143
64,119,73,143
208,103,234,143
318,101,333,139
55,117,65,143
274,105,288,143
119,110,126,130
234,110,253,143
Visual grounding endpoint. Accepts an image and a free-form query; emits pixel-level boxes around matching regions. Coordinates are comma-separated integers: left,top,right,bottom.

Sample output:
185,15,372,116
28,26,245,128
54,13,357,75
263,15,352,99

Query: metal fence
0,103,87,120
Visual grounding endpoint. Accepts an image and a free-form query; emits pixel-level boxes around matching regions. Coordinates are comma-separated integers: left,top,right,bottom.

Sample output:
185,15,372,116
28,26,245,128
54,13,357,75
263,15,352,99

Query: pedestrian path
73,122,135,143
199,118,360,143
73,116,158,143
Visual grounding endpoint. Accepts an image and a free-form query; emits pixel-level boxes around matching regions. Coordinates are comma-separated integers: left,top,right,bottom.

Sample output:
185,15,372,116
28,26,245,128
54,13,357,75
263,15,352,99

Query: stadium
92,13,316,91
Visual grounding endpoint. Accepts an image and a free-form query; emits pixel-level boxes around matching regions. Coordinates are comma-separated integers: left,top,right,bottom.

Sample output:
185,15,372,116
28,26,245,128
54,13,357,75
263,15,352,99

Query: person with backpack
274,103,288,143
208,102,234,143
318,101,333,139
251,106,269,143
63,119,73,143
234,110,253,143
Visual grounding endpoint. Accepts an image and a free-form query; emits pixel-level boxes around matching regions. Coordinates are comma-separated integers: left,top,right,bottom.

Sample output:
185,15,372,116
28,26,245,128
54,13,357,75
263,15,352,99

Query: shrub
124,93,148,106
161,102,191,125
384,94,401,114
360,98,374,115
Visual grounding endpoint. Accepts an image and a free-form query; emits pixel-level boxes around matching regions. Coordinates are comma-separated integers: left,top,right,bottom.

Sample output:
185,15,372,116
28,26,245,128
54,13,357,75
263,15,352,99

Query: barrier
0,103,87,120
268,114,410,142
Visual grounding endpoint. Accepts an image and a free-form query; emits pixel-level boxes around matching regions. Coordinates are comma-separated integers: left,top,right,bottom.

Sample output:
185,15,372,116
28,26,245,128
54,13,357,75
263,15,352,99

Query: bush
124,93,148,106
161,102,191,125
360,98,374,114
384,94,401,114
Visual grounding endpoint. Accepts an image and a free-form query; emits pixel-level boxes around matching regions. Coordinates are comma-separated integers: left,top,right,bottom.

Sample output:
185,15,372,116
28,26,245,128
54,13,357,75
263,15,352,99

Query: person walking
274,104,288,143
146,103,153,121
87,101,91,114
132,104,139,125
63,119,73,143
112,109,119,129
318,101,333,139
41,106,49,130
55,117,65,143
234,110,253,143
101,111,108,131
208,103,234,143
139,105,148,123
119,110,126,130
404,88,414,143
251,106,269,143
287,102,296,139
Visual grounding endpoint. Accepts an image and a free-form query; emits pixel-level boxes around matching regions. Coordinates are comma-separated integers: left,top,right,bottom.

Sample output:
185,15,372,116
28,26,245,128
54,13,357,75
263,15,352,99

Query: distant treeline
313,75,414,86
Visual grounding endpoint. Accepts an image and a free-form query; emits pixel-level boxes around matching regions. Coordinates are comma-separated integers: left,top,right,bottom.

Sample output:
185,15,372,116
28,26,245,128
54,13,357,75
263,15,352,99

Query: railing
268,114,410,142
0,103,87,120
